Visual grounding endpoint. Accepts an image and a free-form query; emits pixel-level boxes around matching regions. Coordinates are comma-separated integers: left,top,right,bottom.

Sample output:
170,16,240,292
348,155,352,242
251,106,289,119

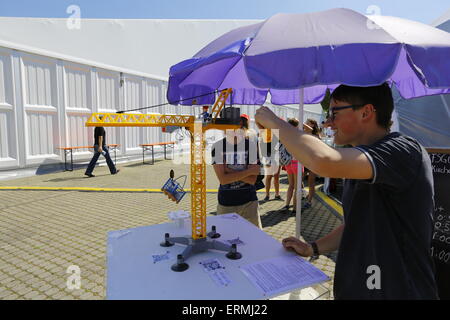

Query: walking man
85,123,119,177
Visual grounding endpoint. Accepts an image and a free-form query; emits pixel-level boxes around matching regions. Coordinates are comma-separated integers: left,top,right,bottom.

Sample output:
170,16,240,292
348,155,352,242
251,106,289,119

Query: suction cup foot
171,254,189,272
226,243,242,260
160,233,174,247
207,225,221,239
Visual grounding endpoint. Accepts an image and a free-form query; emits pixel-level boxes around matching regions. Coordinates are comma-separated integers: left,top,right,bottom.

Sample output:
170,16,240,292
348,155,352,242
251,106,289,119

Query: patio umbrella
167,8,450,236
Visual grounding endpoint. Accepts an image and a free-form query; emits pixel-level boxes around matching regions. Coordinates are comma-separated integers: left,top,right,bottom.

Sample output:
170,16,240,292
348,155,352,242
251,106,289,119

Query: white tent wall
0,45,171,171
0,44,321,171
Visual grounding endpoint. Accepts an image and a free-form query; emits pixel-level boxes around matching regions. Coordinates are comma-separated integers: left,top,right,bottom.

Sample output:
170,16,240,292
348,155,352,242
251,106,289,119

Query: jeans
85,145,117,175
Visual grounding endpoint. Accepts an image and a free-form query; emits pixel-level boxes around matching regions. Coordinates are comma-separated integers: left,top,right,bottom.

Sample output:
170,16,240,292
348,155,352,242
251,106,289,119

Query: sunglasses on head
326,104,366,121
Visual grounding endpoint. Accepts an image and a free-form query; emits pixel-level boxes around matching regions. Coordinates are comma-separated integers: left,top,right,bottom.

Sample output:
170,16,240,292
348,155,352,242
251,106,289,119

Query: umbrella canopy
168,8,450,105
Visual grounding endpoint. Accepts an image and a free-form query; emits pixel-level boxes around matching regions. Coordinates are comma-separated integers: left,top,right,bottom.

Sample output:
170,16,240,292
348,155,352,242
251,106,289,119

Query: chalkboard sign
428,150,450,299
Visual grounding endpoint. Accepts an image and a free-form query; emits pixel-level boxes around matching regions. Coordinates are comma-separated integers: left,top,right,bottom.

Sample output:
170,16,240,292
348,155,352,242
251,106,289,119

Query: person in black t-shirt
85,123,119,177
211,115,262,228
255,83,438,299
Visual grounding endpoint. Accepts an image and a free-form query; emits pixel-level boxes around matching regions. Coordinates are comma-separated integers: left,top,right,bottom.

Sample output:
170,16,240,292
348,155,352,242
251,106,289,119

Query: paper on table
199,258,232,287
240,255,330,297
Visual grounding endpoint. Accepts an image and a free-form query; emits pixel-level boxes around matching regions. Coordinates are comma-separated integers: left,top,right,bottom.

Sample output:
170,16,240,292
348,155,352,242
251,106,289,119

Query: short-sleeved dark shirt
94,127,106,146
211,137,259,206
334,132,438,300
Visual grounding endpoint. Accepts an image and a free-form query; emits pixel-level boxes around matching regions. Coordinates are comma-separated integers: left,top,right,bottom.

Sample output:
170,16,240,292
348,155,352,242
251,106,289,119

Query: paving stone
3,293,20,300
23,290,41,300
80,292,95,300
0,160,341,300
83,282,96,290
45,287,60,296
51,292,68,300
0,276,15,285
0,289,13,299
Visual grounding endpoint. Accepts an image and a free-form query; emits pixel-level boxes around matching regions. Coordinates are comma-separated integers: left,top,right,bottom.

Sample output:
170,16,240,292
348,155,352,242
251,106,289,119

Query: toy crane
86,88,244,271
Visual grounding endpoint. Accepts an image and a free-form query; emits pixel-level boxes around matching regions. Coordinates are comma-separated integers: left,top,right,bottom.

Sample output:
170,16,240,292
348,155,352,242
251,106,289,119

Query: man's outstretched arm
255,107,373,180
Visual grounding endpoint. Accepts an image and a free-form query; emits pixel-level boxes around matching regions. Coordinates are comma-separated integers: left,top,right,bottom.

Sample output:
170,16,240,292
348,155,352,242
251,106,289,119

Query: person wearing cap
255,83,438,299
200,105,211,123
211,114,262,228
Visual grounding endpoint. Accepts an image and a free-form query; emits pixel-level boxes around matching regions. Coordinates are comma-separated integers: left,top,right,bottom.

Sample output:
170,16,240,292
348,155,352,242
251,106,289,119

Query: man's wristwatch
309,242,320,261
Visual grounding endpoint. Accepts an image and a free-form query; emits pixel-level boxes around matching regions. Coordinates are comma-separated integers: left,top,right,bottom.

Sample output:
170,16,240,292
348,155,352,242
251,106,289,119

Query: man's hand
282,237,313,257
255,106,282,129
98,146,103,153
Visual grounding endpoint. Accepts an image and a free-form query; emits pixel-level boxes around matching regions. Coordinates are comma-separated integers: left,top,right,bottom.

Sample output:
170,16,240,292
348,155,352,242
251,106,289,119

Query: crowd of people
211,111,329,224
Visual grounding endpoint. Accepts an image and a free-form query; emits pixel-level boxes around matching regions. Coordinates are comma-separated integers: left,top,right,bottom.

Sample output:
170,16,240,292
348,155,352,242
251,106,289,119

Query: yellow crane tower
86,88,244,271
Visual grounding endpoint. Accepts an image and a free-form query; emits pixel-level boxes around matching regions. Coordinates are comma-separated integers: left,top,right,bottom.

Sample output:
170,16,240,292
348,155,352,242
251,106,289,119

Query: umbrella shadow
261,208,294,228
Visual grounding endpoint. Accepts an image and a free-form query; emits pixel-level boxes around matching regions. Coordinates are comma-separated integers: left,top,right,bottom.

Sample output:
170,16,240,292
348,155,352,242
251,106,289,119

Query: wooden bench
139,142,175,165
57,144,120,171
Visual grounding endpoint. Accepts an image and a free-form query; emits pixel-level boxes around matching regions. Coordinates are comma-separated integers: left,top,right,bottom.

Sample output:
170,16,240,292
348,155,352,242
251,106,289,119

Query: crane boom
85,89,237,240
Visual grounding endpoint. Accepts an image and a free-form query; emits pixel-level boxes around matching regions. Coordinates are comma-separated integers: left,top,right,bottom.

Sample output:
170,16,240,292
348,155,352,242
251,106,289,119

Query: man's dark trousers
85,145,117,175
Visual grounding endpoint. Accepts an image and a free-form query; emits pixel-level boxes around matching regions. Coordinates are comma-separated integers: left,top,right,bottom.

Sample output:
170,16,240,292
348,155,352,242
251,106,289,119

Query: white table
107,214,328,300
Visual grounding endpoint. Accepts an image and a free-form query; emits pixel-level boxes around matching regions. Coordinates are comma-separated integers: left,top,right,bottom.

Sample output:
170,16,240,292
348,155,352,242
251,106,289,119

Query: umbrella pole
296,88,304,239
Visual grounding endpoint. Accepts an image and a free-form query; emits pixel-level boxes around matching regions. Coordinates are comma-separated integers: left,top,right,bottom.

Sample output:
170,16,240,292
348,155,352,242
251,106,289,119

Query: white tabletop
106,213,327,300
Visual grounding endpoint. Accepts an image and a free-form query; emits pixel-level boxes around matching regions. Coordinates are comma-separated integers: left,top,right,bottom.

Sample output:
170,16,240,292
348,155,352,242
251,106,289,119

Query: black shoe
263,196,270,201
85,173,95,178
302,201,312,210
274,195,283,201
112,169,120,175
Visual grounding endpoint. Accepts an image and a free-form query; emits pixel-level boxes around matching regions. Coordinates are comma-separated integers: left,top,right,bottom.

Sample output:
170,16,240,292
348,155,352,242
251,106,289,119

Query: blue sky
0,0,449,24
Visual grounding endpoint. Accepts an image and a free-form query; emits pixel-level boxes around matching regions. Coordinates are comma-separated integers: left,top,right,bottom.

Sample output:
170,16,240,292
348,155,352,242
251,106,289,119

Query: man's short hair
287,118,299,127
330,83,394,129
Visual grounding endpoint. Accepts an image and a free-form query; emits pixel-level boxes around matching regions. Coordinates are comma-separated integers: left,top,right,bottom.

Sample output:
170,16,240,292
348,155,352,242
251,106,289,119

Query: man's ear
362,104,375,119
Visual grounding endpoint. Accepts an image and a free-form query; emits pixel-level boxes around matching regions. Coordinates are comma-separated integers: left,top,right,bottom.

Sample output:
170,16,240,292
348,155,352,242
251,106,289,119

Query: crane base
160,233,242,272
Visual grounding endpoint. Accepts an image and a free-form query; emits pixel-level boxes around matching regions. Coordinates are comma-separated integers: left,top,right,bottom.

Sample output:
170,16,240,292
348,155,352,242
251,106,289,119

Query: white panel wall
21,53,59,163
145,79,164,144
97,68,120,152
0,46,171,170
0,49,16,167
64,62,92,154
123,74,142,151
0,45,320,171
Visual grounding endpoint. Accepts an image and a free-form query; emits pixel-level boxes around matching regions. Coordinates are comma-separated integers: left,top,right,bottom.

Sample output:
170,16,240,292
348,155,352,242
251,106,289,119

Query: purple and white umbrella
167,8,450,235
168,8,450,106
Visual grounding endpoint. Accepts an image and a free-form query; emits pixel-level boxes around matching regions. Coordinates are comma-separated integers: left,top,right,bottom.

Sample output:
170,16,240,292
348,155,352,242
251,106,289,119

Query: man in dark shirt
85,125,119,177
211,115,262,228
255,83,438,299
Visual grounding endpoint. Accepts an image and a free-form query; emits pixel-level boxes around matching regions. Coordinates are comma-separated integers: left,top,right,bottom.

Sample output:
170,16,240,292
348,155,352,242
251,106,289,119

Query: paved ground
0,158,342,300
